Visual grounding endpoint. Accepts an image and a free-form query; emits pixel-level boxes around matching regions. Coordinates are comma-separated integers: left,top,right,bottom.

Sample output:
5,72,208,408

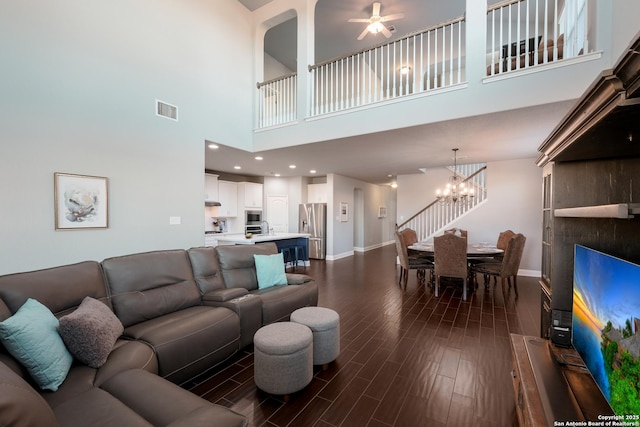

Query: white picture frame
340,202,348,222
54,172,109,230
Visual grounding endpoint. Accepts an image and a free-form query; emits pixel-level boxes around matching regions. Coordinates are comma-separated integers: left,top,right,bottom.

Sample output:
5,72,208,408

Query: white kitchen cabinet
204,173,219,202
238,182,263,209
307,183,328,203
217,181,238,217
204,234,218,247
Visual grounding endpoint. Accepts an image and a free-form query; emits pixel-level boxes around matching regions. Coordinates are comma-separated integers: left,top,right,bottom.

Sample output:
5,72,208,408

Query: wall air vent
156,100,178,121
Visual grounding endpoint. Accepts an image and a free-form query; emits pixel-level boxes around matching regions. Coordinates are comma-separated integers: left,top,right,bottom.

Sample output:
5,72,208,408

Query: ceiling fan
348,2,404,40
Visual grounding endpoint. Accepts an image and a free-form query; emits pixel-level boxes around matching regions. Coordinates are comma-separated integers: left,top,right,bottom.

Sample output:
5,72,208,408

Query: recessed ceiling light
274,173,281,177
255,156,263,160
310,169,317,174
234,166,241,170
391,182,398,188
289,165,296,169
400,66,411,74
208,143,219,149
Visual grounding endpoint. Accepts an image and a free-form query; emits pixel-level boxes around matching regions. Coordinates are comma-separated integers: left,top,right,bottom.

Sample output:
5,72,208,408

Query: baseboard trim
518,269,540,277
326,250,355,261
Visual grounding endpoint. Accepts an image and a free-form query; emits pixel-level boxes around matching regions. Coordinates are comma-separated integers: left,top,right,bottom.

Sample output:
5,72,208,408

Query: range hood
205,201,221,206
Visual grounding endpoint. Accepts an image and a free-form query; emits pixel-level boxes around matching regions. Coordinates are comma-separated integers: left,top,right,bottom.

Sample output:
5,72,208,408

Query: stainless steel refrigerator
299,203,326,259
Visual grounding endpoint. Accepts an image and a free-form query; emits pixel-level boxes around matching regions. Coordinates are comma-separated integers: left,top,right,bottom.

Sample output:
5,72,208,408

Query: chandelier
435,148,474,204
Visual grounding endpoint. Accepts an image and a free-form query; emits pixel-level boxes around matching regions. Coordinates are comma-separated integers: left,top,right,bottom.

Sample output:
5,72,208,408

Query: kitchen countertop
215,232,310,245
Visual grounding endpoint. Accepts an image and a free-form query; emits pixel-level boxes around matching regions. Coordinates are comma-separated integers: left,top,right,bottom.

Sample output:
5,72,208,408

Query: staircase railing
397,165,487,242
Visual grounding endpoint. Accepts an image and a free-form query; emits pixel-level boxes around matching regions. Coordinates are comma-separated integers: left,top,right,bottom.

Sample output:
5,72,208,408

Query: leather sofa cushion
52,386,153,427
123,306,240,384
42,339,156,409
187,246,226,294
0,261,109,317
215,243,279,291
102,250,201,327
0,361,60,427
101,369,246,427
253,283,319,324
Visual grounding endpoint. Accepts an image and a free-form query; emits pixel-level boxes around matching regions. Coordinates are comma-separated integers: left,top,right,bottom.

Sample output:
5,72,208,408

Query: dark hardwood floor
187,244,540,426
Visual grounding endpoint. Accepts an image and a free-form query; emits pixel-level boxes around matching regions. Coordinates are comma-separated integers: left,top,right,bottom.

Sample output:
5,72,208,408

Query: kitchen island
216,232,311,267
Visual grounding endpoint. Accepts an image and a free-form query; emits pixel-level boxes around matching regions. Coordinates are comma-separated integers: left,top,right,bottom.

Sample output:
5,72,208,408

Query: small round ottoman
253,322,313,398
290,307,340,369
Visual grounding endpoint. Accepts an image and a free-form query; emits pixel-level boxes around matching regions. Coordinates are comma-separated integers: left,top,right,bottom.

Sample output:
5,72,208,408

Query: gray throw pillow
58,296,123,368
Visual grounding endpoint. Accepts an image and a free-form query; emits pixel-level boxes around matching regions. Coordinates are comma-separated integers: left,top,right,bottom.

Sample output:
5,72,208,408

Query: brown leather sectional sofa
0,242,317,427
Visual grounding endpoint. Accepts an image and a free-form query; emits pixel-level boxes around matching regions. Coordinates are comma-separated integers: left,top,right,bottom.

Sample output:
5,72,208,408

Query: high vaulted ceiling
219,0,578,185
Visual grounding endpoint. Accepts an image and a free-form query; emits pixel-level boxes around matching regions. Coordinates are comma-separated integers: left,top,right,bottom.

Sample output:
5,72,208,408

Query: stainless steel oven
245,210,263,234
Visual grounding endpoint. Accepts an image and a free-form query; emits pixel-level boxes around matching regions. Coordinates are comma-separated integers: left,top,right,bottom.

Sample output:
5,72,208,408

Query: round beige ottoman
290,307,340,369
253,322,313,398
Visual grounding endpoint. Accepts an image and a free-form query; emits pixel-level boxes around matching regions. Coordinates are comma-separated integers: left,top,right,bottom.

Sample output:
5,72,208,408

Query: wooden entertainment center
527,30,640,427
510,334,614,426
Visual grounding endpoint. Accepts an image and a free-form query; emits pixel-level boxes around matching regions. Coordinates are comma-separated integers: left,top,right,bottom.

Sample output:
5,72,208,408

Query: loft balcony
255,0,601,141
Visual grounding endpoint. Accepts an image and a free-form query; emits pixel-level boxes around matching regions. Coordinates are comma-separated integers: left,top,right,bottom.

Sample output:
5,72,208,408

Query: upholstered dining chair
495,229,515,260
471,229,516,285
400,228,433,260
444,228,468,239
394,231,433,287
471,233,526,296
434,233,469,300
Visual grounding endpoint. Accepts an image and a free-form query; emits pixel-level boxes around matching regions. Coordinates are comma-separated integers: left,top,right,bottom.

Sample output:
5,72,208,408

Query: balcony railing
256,72,297,128
486,0,588,75
308,16,466,117
255,0,590,128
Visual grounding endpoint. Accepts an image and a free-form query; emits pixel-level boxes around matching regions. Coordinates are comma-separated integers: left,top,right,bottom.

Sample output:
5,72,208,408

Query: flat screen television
572,245,640,416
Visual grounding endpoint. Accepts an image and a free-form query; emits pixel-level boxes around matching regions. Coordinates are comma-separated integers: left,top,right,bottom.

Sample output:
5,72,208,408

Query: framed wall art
54,173,109,230
340,202,348,222
378,206,387,218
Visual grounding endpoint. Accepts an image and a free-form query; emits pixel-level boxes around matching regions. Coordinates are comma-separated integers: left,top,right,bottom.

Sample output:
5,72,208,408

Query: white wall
264,53,294,82
397,158,542,275
329,174,396,260
0,0,253,275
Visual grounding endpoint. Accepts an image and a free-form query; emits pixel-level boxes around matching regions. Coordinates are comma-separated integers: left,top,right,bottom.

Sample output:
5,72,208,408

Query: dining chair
471,229,516,285
494,229,515,261
434,233,469,300
444,228,468,239
471,233,526,296
394,231,433,287
400,228,434,261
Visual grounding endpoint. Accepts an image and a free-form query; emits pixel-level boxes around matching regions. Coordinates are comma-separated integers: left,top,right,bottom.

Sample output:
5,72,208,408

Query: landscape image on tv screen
572,245,640,416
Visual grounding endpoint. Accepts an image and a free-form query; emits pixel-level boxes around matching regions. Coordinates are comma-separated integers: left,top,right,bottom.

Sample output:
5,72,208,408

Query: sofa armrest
202,288,248,303
0,362,60,427
202,293,262,349
286,273,313,285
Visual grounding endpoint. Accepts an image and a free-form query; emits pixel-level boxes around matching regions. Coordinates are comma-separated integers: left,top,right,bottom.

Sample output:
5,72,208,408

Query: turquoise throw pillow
254,252,288,289
0,298,73,391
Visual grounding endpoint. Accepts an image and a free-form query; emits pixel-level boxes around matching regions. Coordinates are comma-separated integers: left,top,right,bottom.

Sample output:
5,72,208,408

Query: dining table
408,242,504,293
407,242,504,257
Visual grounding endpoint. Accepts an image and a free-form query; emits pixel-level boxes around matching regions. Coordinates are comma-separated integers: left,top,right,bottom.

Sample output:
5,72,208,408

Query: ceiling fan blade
348,18,371,23
380,25,392,38
357,26,370,40
372,2,381,17
380,13,404,22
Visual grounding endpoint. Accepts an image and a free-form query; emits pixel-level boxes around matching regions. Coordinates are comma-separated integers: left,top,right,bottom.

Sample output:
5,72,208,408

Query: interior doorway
267,195,289,233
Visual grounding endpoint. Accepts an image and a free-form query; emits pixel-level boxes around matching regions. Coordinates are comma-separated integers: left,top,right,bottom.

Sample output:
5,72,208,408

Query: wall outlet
169,216,181,225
